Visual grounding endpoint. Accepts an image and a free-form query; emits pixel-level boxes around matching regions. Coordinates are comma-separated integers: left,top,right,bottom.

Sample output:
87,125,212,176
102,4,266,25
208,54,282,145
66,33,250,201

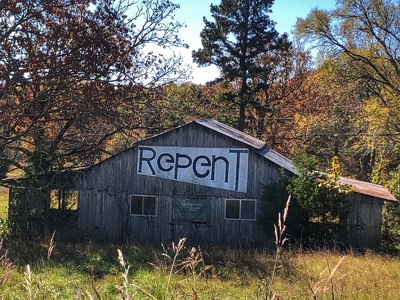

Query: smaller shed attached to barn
72,120,396,249
338,177,397,249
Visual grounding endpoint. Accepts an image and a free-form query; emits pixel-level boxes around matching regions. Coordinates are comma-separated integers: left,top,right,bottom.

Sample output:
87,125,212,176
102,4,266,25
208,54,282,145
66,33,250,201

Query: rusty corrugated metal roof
338,177,397,202
195,119,397,202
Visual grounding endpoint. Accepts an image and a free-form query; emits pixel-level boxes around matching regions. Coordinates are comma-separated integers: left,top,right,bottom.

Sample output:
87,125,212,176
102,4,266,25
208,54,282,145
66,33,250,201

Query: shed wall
345,194,383,250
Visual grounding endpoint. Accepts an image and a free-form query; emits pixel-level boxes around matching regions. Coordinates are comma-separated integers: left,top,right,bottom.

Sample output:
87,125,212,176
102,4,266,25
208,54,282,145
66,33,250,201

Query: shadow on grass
2,237,156,279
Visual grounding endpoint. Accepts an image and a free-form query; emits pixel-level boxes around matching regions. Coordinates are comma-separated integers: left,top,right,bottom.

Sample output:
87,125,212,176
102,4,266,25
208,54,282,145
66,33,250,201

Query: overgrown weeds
265,195,291,299
0,239,13,286
297,255,347,299
0,238,399,299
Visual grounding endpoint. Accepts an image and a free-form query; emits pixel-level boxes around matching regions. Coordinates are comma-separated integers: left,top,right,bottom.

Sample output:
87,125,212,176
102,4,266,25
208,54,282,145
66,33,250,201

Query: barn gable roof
194,120,396,202
195,119,265,149
195,119,298,174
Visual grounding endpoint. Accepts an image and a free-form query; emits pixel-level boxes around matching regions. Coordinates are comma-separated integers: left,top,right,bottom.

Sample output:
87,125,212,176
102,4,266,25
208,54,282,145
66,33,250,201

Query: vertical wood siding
74,122,385,249
75,122,284,246
345,194,383,250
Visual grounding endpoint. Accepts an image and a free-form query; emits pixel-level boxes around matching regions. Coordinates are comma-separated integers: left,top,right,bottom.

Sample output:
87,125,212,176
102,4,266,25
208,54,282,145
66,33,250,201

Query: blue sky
171,0,336,83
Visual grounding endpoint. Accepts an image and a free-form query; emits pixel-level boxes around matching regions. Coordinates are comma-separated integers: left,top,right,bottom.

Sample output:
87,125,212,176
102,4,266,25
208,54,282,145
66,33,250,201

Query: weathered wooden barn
6,119,397,249
74,119,296,246
72,119,396,248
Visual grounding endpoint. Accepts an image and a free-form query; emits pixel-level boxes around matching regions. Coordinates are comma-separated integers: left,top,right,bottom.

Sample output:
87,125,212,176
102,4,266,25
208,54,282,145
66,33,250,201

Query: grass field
0,238,399,299
0,187,8,219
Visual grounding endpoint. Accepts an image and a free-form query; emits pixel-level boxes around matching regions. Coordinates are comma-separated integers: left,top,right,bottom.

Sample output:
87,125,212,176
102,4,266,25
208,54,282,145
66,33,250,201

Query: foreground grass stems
115,238,211,299
0,237,399,299
89,267,102,300
175,244,213,299
47,231,56,261
23,264,33,300
117,248,157,300
299,255,347,299
267,195,291,300
117,249,130,299
162,237,187,293
319,256,347,300
0,238,13,285
152,237,213,299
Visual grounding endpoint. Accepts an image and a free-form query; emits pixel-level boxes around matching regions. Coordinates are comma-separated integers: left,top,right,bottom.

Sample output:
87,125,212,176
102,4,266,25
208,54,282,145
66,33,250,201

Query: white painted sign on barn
137,146,249,192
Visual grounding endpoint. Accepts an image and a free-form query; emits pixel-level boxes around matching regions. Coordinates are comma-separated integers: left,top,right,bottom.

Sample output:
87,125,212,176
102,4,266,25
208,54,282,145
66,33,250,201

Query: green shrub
381,202,400,253
258,179,306,244
0,218,11,239
259,153,354,248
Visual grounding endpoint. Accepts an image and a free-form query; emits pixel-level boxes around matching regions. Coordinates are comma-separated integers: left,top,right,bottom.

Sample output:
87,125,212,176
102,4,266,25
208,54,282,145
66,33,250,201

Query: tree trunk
238,77,248,132
238,101,246,132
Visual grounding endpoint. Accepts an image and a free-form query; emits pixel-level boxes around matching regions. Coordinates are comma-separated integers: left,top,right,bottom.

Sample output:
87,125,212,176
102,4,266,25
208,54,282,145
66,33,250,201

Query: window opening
130,195,156,216
225,199,256,220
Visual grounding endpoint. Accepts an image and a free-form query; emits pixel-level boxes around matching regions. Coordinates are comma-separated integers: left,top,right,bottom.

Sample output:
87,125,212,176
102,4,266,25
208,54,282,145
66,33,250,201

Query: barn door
171,197,211,246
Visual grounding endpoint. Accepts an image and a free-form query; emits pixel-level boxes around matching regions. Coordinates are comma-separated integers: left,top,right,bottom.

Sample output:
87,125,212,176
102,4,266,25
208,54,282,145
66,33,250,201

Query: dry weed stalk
177,246,213,290
85,291,95,300
117,248,131,300
161,238,212,299
47,231,56,260
24,264,33,300
0,239,13,285
274,196,290,253
267,195,291,300
89,267,102,300
162,237,187,292
117,249,157,300
301,256,347,300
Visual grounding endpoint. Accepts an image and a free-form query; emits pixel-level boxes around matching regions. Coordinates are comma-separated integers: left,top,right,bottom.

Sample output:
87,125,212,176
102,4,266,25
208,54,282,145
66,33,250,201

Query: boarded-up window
130,195,156,216
225,199,256,220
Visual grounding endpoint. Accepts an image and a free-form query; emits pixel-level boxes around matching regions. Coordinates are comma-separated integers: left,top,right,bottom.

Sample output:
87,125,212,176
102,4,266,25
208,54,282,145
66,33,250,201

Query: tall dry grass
0,238,398,299
0,187,8,219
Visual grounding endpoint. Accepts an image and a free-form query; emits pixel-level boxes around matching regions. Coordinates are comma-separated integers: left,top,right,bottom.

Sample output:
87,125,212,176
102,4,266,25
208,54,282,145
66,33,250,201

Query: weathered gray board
345,194,384,250
75,122,283,246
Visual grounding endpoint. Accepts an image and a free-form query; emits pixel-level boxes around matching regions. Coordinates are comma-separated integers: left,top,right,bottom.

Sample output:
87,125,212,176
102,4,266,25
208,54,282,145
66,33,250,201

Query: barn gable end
75,120,290,246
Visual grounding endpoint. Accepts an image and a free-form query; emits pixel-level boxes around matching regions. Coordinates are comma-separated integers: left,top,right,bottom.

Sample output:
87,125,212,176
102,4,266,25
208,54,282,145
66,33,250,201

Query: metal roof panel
258,146,298,174
196,120,297,173
338,177,397,202
195,119,266,149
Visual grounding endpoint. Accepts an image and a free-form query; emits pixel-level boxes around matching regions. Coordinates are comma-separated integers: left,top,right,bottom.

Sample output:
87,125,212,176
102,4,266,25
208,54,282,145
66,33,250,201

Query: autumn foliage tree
288,58,370,176
247,46,312,154
0,0,189,186
141,82,237,135
295,0,400,184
